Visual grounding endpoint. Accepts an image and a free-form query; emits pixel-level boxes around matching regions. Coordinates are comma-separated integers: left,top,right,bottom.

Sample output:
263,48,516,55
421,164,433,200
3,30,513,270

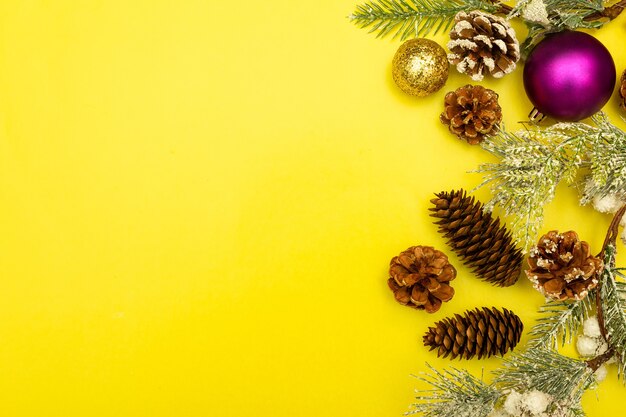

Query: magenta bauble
523,31,616,122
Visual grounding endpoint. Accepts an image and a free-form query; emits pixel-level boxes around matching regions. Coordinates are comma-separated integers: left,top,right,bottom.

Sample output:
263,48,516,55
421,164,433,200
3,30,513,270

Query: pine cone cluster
526,231,603,301
440,84,502,145
430,189,522,287
423,307,523,360
619,71,626,110
447,10,520,81
388,246,456,313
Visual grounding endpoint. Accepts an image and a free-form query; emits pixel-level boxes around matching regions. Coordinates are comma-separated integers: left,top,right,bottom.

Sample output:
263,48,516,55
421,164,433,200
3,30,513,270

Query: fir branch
476,125,588,250
348,0,499,40
599,245,626,379
476,114,626,251
581,114,626,204
493,347,594,403
408,365,499,417
527,295,594,349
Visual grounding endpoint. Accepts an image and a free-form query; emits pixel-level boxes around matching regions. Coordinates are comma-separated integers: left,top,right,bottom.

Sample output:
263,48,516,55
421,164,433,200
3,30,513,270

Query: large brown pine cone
526,231,603,301
388,246,456,313
619,71,626,110
423,307,523,360
430,189,522,287
440,84,502,145
447,10,520,81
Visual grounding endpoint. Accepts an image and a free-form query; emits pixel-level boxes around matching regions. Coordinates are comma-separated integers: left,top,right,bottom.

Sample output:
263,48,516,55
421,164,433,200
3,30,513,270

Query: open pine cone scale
447,11,520,81
441,85,501,144
526,231,603,300
388,246,456,313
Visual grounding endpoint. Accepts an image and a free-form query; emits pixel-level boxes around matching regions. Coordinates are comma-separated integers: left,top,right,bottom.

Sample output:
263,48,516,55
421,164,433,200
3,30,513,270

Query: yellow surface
0,1,625,416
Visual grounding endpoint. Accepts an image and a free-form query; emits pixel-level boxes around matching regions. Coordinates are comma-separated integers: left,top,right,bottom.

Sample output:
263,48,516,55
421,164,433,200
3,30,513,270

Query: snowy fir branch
600,246,626,379
493,347,593,406
410,349,593,417
477,113,626,251
408,365,500,417
527,295,594,349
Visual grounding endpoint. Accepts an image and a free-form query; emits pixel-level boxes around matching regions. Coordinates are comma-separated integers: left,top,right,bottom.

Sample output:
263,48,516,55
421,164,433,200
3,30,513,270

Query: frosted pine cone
447,11,520,81
440,84,502,145
526,231,603,300
388,246,456,313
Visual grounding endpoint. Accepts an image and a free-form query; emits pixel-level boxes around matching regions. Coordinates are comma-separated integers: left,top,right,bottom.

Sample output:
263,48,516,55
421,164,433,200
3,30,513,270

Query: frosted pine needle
476,113,626,251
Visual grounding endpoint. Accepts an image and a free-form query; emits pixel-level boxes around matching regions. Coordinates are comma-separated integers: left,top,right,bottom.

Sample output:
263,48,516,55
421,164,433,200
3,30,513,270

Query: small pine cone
447,10,520,81
619,71,626,110
423,307,523,360
430,189,522,287
388,246,456,313
526,231,603,301
440,84,502,145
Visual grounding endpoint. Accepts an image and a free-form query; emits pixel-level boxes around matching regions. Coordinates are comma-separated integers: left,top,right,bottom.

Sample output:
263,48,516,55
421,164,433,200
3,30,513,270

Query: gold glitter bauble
392,38,449,97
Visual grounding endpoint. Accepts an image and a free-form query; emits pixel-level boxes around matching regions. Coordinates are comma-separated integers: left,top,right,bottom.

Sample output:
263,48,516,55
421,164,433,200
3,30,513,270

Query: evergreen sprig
600,246,626,379
409,365,500,417
493,347,594,405
348,0,499,40
410,349,594,417
527,294,594,349
348,0,619,42
477,114,626,251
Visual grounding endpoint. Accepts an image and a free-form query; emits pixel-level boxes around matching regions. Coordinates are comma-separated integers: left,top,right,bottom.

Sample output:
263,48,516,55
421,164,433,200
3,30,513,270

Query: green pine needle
527,295,594,349
348,0,498,40
476,114,626,251
408,365,499,417
493,347,593,403
600,246,626,379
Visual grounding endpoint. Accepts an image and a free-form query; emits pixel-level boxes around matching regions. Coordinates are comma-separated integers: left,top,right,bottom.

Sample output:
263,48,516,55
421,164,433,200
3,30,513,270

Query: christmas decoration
411,207,626,416
500,389,552,417
430,189,522,287
391,38,449,97
526,230,603,301
477,113,626,250
387,245,456,313
440,84,502,144
575,316,610,360
423,307,523,360
523,30,616,122
447,11,520,81
619,70,626,110
349,0,625,42
348,1,626,416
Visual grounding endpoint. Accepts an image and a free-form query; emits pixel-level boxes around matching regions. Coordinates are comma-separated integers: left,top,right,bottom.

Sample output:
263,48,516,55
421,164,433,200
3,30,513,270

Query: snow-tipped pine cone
447,10,520,81
526,231,603,300
440,84,502,145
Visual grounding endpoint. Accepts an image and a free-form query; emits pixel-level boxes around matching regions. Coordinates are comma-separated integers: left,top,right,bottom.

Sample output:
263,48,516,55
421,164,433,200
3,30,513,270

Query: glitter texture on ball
392,38,449,97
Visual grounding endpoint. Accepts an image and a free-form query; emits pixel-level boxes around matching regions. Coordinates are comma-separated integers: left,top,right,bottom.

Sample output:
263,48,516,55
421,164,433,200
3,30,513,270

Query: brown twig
491,0,626,22
585,0,626,22
488,0,513,15
599,204,626,257
588,205,626,370
586,346,616,371
595,282,610,343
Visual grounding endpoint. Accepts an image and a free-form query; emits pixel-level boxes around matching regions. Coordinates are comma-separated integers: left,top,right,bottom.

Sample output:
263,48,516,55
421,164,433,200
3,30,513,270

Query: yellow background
0,1,625,416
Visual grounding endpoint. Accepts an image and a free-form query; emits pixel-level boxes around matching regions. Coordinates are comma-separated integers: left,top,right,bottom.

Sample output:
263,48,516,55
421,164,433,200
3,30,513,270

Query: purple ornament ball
523,31,616,122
